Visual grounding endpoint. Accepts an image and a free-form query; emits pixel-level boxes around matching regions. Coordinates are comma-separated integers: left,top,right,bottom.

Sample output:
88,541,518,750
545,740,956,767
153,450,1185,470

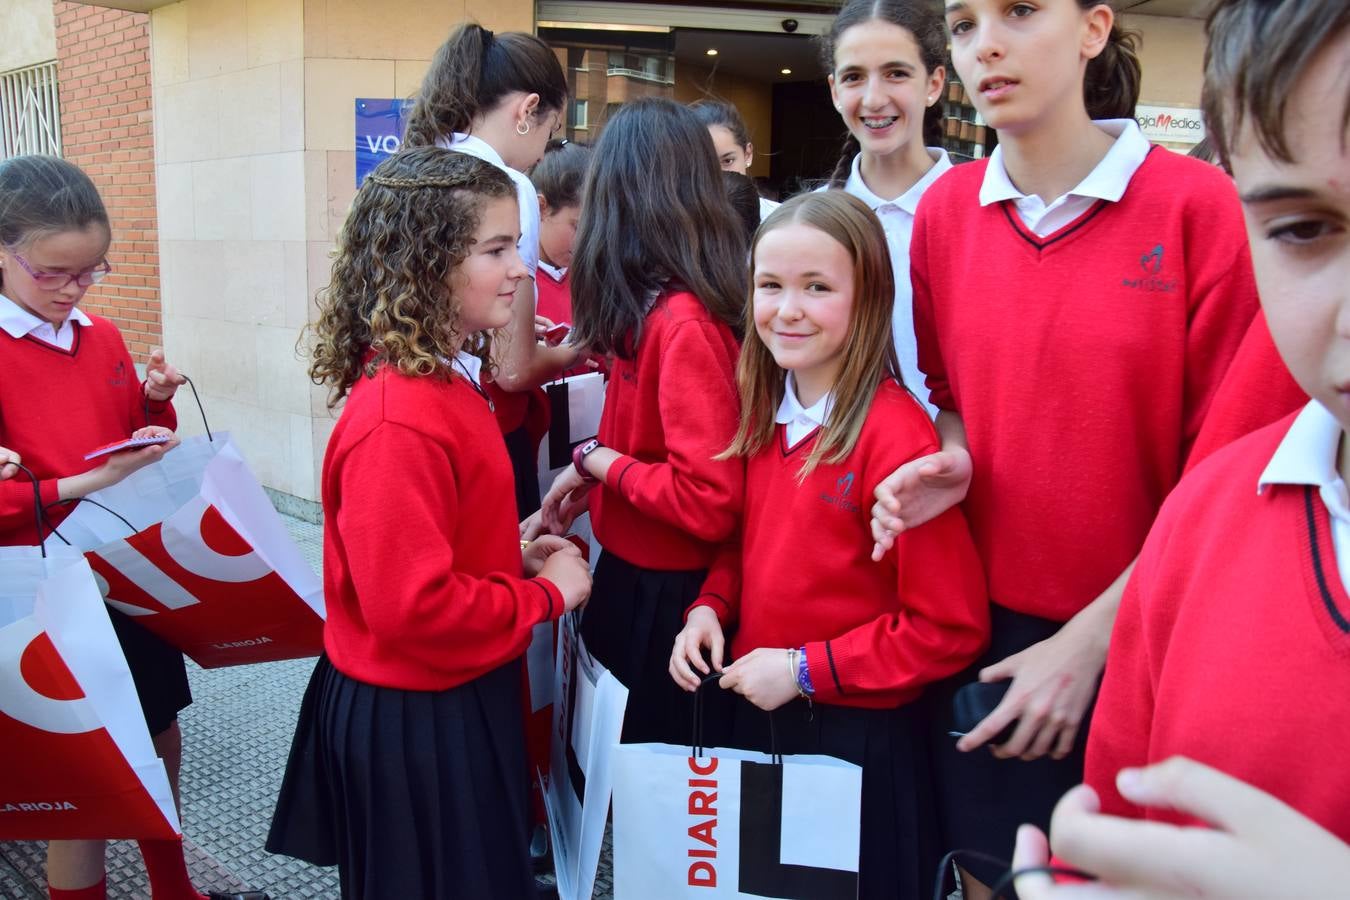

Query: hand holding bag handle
690,670,781,765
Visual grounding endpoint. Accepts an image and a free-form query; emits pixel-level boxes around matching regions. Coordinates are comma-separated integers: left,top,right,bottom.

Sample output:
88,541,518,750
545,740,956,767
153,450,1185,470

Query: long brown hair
723,191,899,480
403,23,567,148
307,147,516,406
569,98,747,357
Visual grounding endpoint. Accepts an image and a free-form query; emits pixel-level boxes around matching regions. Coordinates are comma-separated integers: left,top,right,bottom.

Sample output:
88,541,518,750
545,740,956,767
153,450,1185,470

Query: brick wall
54,1,160,358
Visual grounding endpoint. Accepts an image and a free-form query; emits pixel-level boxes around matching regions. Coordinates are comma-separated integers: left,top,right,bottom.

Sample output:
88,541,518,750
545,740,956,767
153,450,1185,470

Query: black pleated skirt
503,424,542,520
577,551,732,747
925,604,1094,890
107,605,191,737
731,697,939,900
266,655,535,900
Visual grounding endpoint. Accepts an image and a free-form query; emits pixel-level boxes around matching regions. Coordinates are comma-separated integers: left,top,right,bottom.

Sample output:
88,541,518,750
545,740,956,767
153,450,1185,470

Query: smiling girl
820,0,951,417
267,148,591,899
670,191,988,899
875,0,1263,892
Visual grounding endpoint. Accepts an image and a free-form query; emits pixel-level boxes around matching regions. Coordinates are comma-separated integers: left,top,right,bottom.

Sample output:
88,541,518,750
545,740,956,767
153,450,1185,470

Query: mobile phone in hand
544,322,572,346
84,434,171,461
949,680,1018,745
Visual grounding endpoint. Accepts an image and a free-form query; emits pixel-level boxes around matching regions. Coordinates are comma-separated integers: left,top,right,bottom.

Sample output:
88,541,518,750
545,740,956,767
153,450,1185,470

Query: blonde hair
722,190,900,479
307,147,515,407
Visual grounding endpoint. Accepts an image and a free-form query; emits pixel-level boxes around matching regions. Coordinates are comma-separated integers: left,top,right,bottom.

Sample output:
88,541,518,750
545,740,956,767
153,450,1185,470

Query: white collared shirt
0,292,92,350
775,373,834,446
436,132,540,276
758,196,781,222
832,147,952,419
980,119,1151,238
450,349,484,387
538,260,566,283
1258,401,1350,593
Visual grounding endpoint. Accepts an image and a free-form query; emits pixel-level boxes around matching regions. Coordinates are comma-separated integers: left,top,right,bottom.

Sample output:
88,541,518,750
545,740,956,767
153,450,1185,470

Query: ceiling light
706,48,718,56
780,68,792,75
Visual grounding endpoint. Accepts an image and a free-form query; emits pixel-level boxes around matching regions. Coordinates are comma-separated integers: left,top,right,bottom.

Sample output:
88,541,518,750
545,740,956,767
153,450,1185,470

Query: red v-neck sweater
0,317,176,546
690,380,990,708
912,149,1258,622
1085,411,1350,843
321,364,563,690
591,289,743,570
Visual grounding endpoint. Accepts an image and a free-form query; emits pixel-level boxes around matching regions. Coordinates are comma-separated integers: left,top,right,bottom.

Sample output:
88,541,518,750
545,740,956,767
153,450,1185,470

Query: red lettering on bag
688,861,717,888
686,756,718,887
688,790,717,816
688,757,718,776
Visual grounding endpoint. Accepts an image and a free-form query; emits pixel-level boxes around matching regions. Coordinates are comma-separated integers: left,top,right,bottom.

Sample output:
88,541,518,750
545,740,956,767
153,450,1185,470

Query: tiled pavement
0,514,615,899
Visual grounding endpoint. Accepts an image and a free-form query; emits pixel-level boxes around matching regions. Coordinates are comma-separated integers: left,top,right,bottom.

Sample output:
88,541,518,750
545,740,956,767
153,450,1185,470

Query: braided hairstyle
307,147,516,406
821,0,948,188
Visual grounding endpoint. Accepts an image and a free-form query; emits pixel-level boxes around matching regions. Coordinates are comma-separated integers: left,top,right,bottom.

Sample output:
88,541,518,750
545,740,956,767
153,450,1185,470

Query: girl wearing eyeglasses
0,154,233,900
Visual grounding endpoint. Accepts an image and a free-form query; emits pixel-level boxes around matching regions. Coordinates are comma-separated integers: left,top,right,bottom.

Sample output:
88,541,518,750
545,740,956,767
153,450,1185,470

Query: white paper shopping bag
611,741,862,899
45,434,324,667
0,547,180,839
542,612,628,900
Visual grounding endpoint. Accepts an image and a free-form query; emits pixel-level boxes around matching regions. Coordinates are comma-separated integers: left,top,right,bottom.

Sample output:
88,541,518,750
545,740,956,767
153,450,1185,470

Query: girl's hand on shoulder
144,348,186,402
669,605,725,692
541,465,592,534
0,446,21,481
957,619,1105,761
870,446,973,561
536,542,591,613
719,647,797,711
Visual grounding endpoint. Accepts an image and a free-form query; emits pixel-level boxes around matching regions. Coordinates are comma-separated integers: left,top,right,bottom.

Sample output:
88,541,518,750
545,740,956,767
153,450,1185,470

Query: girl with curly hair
266,147,591,899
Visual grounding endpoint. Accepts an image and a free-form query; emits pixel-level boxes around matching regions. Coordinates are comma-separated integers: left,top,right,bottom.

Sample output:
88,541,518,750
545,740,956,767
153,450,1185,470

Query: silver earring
516,120,530,136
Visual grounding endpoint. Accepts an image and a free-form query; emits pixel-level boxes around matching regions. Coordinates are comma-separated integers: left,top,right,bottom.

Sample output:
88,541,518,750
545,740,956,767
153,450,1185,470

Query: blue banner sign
356,98,415,187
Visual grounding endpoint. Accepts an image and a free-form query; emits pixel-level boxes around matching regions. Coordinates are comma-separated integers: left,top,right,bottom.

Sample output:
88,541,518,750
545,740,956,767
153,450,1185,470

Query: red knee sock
136,838,208,900
48,878,107,900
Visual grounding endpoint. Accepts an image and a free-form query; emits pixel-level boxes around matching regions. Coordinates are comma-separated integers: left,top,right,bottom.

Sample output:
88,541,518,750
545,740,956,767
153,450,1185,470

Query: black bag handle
690,671,781,765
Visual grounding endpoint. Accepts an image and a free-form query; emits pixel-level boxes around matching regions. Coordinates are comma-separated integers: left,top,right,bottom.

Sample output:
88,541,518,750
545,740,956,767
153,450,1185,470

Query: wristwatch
572,438,602,483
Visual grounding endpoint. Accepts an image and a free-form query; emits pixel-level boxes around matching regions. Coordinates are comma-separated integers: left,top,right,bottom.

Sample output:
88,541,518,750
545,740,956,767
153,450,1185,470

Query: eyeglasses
12,253,112,290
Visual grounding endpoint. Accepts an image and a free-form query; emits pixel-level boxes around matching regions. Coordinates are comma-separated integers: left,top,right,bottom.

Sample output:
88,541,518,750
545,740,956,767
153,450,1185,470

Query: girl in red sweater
0,156,253,900
865,1,1261,892
266,148,591,899
670,191,989,899
536,98,747,745
530,139,589,328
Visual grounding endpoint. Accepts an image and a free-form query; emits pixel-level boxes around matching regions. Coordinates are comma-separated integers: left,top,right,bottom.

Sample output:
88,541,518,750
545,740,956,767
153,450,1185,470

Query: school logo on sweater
1122,244,1178,293
108,360,128,387
820,471,861,514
